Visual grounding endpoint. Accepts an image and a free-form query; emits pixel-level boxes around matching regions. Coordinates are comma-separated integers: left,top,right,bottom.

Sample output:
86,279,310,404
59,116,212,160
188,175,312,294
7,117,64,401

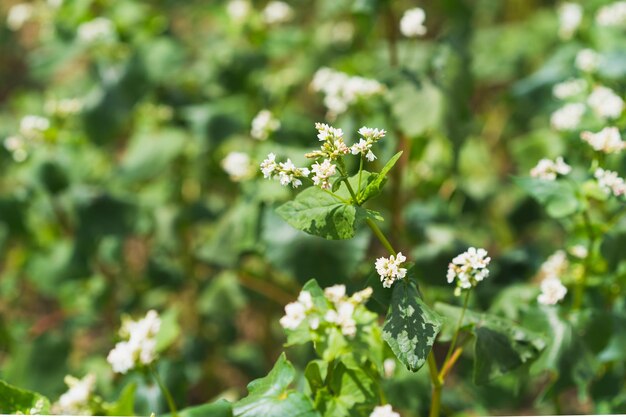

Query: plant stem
357,155,364,197
365,218,396,256
573,207,595,310
336,159,360,204
150,365,179,417
439,289,470,380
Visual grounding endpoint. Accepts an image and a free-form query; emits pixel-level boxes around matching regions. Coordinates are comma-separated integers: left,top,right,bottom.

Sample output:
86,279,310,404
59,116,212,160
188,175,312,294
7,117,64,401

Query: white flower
558,2,583,39
226,0,251,22
262,1,293,25
4,136,28,162
351,287,373,304
53,374,96,415
569,245,588,259
552,78,586,99
537,277,568,305
260,153,277,178
383,358,396,378
587,86,624,120
77,17,115,44
107,310,161,374
350,139,376,161
107,341,136,374
539,250,568,278
375,252,408,288
595,168,626,197
279,301,306,330
550,103,585,131
324,284,346,303
370,404,401,417
575,49,599,72
400,8,427,37
277,159,310,188
251,109,280,140
530,157,572,180
311,159,336,190
19,115,50,140
298,291,314,310
580,127,625,153
358,127,386,141
596,1,626,27
446,247,490,290
45,98,83,117
7,4,33,31
325,301,357,337
222,152,252,181
315,123,343,142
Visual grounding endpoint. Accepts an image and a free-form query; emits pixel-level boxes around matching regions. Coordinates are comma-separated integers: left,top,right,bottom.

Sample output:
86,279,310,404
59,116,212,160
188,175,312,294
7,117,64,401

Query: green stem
336,159,360,204
151,365,178,417
439,289,470,380
357,155,364,197
365,218,396,256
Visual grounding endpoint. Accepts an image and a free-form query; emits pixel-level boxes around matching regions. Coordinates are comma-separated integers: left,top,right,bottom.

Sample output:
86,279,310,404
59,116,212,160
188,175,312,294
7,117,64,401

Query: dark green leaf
359,151,403,204
0,379,50,414
514,177,580,218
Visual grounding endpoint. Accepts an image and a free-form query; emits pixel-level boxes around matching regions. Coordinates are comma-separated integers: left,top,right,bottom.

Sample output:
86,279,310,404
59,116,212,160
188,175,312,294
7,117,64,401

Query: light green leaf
382,280,443,372
0,379,50,415
156,308,181,353
388,80,444,137
514,177,580,218
359,151,403,204
103,383,137,416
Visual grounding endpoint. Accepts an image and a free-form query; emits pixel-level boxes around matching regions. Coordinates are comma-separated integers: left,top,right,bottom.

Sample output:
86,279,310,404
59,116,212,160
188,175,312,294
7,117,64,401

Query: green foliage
0,379,50,415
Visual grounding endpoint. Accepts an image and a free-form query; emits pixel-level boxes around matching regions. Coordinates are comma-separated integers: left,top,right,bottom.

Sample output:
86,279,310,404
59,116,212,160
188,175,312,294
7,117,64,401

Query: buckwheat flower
530,157,572,180
375,252,408,288
315,123,344,142
596,1,626,27
358,127,386,141
297,290,314,310
550,103,585,131
306,123,350,160
77,17,115,44
19,115,50,140
553,78,587,99
595,168,626,197
400,7,427,37
446,247,490,291
107,341,136,374
370,404,401,417
53,374,96,415
280,291,314,330
311,159,336,190
539,250,568,279
260,153,277,178
107,310,161,374
537,277,568,305
325,301,357,337
569,244,588,259
45,98,83,118
4,136,28,162
324,284,346,303
350,287,373,304
251,109,280,141
262,1,293,25
7,3,33,31
226,0,251,23
575,49,599,72
587,86,624,120
558,2,583,39
278,159,310,188
580,127,625,153
350,139,376,161
222,152,252,181
383,358,396,378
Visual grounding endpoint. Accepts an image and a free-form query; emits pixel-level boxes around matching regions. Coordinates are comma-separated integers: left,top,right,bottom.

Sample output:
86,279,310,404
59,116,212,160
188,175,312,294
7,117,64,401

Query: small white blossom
580,127,625,153
278,159,310,188
325,301,357,337
351,139,376,161
446,247,490,291
595,168,626,197
553,78,587,99
279,301,307,330
530,157,572,180
45,98,83,117
370,404,401,417
107,310,161,374
251,109,280,140
298,290,314,310
351,287,373,304
575,49,599,72
4,136,28,162
311,159,336,189
262,1,293,25
7,3,33,31
53,374,96,415
222,152,252,181
77,17,116,44
375,252,408,288
537,277,568,305
306,123,350,160
569,244,588,259
558,2,583,39
226,0,251,22
324,284,346,303
587,86,624,120
400,8,427,37
539,250,568,279
383,358,396,378
550,103,585,131
19,115,50,140
260,153,277,178
596,1,626,27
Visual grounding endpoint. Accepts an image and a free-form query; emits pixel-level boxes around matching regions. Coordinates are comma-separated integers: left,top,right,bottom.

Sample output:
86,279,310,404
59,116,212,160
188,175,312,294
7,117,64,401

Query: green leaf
359,151,403,204
156,308,181,353
0,379,50,415
233,353,319,417
388,80,444,137
276,187,357,240
177,400,233,417
382,280,443,372
514,177,580,218
103,383,137,416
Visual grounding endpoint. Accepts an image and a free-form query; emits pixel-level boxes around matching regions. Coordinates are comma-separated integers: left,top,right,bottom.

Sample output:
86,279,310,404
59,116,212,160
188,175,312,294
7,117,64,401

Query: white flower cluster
52,374,96,415
399,8,427,38
530,157,571,180
260,153,310,188
251,109,281,140
20,115,50,140
370,404,401,417
558,2,583,39
107,310,161,374
569,244,588,259
552,78,586,99
4,136,28,162
226,0,251,23
279,284,373,338
596,1,626,27
77,17,116,44
375,252,408,288
351,127,386,162
550,103,585,131
311,159,336,190
222,151,252,181
7,3,33,31
45,98,83,118
539,250,568,278
595,168,626,197
311,68,385,117
587,86,624,120
447,247,490,293
538,277,568,305
262,1,293,25
305,123,350,161
580,127,625,154
575,49,599,73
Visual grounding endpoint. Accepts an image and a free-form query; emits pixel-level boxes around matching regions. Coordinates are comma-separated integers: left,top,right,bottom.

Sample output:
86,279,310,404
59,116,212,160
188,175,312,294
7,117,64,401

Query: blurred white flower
383,358,396,378
324,284,346,303
279,300,307,330
596,1,626,27
7,3,33,31
587,86,624,119
251,109,280,141
537,277,567,305
4,136,28,162
226,0,251,22
595,168,626,197
77,17,116,44
447,247,490,291
107,310,161,374
311,159,336,190
53,374,95,415
325,300,357,337
375,252,408,288
370,404,401,417
539,250,568,279
331,21,355,44
20,115,50,140
580,127,624,153
45,98,83,118
550,102,585,131
575,49,599,72
558,2,583,39
569,244,588,259
263,1,293,25
530,157,571,180
400,7,427,37
552,78,586,99
222,151,252,181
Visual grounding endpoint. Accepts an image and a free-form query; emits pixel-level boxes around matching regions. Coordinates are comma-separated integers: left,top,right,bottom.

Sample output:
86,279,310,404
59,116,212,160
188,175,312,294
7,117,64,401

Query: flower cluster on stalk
536,250,568,305
251,109,281,140
369,404,401,417
595,168,626,197
107,310,161,374
580,127,625,154
52,374,96,415
530,157,571,180
447,247,491,294
375,252,408,288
